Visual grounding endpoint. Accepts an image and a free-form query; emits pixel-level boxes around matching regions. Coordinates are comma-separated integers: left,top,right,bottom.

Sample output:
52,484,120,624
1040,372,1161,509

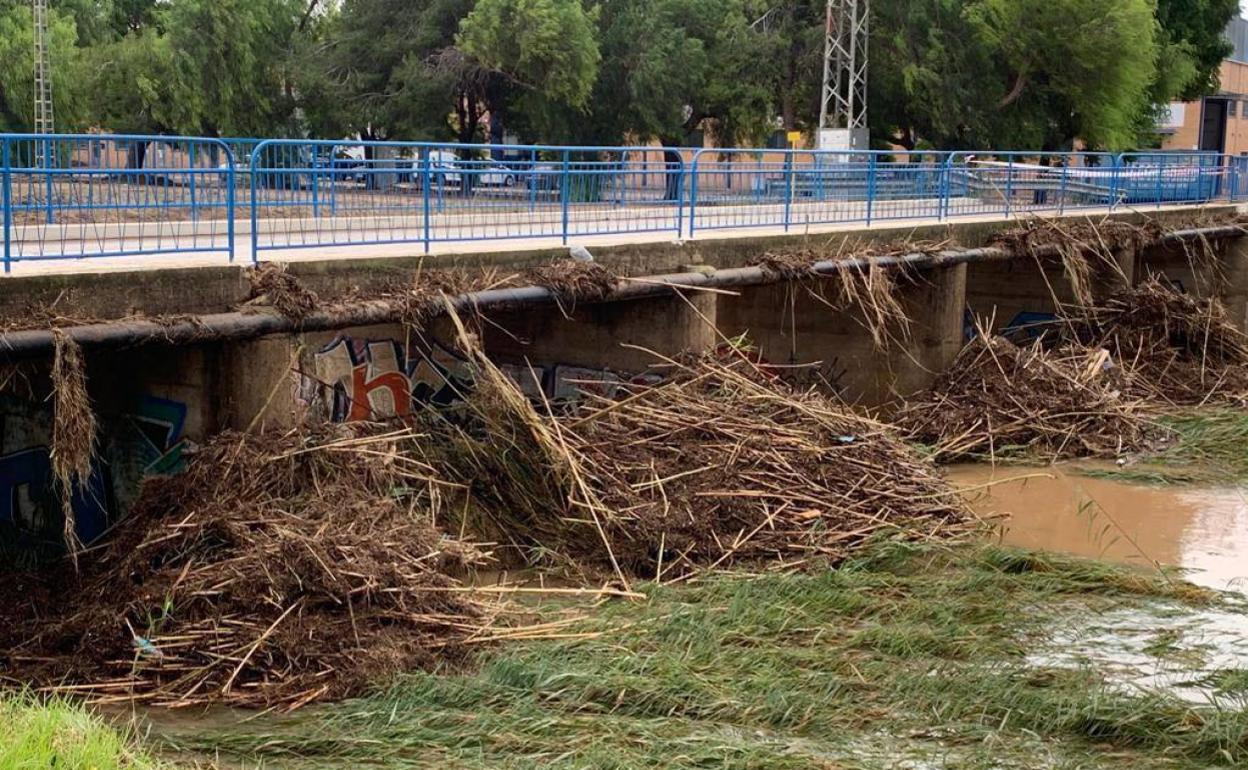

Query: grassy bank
1085,409,1248,485
158,543,1246,770
0,692,163,769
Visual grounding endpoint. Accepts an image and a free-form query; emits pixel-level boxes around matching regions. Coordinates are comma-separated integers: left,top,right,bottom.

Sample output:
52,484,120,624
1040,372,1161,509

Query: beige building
1161,16,1248,155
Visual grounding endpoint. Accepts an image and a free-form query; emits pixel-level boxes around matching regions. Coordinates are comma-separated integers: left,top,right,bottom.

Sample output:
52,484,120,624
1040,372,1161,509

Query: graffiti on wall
0,446,115,548
130,395,189,475
1,393,189,555
301,334,663,422
305,336,475,421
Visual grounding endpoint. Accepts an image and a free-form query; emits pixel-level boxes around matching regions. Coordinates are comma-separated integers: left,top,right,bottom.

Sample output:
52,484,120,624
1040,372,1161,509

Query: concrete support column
218,336,300,432
892,262,968,396
1223,237,1248,332
1091,245,1137,300
482,293,719,377
715,262,968,406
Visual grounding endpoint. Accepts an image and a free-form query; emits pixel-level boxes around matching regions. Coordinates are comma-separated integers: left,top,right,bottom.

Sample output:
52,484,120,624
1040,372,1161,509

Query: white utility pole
818,0,868,152
32,0,55,137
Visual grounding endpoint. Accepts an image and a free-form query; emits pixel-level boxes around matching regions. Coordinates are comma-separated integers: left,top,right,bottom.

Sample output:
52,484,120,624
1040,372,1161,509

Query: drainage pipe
1,224,1242,360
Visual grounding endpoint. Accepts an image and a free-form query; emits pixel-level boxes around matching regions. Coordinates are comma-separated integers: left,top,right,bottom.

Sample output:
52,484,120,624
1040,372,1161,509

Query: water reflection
949,465,1248,591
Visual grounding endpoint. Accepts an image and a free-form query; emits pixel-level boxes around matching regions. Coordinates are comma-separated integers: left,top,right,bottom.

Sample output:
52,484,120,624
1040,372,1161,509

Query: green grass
1083,410,1248,485
0,692,164,770
158,542,1246,770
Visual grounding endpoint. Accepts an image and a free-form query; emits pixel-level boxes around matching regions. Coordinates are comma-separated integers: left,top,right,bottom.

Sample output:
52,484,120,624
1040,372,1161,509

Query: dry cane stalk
50,330,97,560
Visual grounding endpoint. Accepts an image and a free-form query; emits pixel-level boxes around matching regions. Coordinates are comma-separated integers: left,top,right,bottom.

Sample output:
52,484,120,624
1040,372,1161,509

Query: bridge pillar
1091,245,1138,298
1222,237,1248,332
715,262,967,405
480,293,719,393
218,336,301,431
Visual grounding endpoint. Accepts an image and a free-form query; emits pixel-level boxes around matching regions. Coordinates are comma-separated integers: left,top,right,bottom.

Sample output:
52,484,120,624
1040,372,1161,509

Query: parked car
400,150,462,187
475,163,519,187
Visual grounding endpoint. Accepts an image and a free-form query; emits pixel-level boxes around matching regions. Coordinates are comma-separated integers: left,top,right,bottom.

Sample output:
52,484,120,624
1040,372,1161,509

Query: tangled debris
50,330,97,557
393,266,515,328
989,219,1165,307
245,263,320,322
0,427,491,709
1068,278,1248,406
427,317,971,582
567,357,968,578
990,219,1165,261
752,251,818,281
523,260,618,310
896,334,1155,462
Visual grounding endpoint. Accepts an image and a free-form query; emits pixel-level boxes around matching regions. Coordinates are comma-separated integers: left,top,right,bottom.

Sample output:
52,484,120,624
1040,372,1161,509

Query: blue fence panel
942,152,1121,221
1229,155,1248,202
688,149,801,234
861,151,947,222
688,149,951,234
1116,152,1229,207
248,140,685,258
0,133,234,270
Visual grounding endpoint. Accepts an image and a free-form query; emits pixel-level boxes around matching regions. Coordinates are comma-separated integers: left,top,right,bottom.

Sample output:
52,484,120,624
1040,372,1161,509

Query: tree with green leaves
85,0,303,138
968,0,1159,150
0,1,86,132
164,0,303,137
84,29,185,135
866,0,1191,151
459,0,599,109
1155,0,1239,101
575,0,778,147
298,0,476,142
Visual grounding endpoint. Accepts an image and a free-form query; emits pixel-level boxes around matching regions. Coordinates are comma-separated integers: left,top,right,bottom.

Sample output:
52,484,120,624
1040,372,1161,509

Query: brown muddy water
949,465,1248,592
952,466,1248,707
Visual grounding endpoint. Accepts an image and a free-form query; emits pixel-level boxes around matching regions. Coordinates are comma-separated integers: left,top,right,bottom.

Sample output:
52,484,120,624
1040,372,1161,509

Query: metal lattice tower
32,0,55,137
818,0,868,149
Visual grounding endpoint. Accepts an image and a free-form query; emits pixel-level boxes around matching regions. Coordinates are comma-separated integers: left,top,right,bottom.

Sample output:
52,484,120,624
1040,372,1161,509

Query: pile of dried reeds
0,426,491,709
424,323,971,583
568,357,969,579
895,334,1155,462
1065,278,1248,405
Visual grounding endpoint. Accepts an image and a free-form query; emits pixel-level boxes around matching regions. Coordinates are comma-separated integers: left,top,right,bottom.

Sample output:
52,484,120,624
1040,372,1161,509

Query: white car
476,164,518,187
400,150,461,186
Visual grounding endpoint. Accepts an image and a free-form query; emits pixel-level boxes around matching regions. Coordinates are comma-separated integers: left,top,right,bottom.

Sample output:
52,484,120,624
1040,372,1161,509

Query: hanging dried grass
49,330,96,557
837,263,913,349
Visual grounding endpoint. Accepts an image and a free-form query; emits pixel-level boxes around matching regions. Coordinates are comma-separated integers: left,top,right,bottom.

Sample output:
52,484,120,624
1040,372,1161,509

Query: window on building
1230,100,1239,119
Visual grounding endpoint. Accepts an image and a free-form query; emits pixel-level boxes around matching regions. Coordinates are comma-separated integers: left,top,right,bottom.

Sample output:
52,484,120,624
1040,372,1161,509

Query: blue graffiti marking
130,395,188,474
0,447,114,545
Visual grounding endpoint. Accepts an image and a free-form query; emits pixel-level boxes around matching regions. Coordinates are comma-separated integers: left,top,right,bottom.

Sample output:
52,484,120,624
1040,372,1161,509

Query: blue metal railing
0,133,1240,272
247,139,686,257
0,133,235,271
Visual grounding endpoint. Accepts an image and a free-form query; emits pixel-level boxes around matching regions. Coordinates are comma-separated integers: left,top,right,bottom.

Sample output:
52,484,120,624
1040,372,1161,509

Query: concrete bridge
0,203,1245,552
